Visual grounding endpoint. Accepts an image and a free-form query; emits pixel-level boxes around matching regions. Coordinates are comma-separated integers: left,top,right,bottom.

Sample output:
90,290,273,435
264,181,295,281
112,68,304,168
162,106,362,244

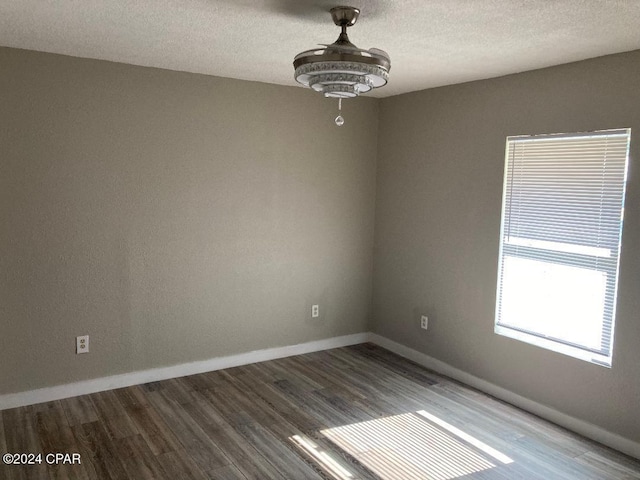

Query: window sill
494,325,612,368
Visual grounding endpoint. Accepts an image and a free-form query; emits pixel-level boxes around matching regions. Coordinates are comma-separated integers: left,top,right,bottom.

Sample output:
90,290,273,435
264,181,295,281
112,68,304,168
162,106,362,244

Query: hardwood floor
2,343,639,479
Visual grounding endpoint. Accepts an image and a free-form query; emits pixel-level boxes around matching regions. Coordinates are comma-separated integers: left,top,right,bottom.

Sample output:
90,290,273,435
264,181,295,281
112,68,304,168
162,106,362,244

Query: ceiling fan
293,6,391,125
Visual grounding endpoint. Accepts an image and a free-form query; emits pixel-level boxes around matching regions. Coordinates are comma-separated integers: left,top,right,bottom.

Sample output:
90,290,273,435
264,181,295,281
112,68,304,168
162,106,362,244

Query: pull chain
335,98,345,126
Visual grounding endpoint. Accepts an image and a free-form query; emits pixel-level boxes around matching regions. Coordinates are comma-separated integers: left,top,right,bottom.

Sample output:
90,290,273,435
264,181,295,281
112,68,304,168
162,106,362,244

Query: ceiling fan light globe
323,84,358,98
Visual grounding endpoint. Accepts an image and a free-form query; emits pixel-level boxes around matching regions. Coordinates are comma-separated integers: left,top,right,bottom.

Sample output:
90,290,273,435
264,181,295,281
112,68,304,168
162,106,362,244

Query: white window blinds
495,129,630,367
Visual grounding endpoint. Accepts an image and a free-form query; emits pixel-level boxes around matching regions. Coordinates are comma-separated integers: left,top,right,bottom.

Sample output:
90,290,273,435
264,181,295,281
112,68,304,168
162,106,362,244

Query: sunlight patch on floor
416,410,514,465
290,434,355,480
312,411,513,480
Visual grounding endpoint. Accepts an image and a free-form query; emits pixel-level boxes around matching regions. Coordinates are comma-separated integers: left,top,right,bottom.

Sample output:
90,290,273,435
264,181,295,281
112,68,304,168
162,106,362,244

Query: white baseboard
0,332,369,411
368,333,640,460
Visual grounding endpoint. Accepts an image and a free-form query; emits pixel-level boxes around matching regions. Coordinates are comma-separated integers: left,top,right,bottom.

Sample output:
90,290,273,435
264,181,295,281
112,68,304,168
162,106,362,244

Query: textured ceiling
1,0,640,97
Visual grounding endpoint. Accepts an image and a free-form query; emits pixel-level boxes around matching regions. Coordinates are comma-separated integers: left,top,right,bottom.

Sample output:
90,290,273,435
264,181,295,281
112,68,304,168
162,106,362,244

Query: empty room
1,1,640,479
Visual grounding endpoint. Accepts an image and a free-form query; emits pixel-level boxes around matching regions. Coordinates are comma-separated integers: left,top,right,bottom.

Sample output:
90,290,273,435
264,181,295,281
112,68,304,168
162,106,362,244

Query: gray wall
0,47,378,394
3,43,639,446
374,50,640,442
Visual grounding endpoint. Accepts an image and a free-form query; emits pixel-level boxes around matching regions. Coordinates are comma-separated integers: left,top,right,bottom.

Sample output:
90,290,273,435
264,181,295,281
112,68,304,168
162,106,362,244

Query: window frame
494,129,631,367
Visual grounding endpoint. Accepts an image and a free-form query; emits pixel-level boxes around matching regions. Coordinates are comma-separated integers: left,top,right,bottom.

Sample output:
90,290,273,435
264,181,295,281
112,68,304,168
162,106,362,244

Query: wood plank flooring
1,343,639,479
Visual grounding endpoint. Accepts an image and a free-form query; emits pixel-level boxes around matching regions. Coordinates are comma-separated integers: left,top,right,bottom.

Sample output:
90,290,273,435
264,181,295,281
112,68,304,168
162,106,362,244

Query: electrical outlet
421,315,428,330
76,335,89,354
312,304,319,318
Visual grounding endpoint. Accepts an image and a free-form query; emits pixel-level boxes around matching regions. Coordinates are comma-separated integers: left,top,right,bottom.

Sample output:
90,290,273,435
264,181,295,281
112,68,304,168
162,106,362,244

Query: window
495,129,631,367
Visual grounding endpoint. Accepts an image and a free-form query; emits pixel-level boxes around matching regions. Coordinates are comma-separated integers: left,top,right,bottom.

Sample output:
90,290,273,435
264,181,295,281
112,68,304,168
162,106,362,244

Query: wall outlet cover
76,335,89,354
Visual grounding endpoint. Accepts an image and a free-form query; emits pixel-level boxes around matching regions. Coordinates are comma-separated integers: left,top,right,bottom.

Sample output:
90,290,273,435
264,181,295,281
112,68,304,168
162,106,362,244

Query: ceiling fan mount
330,5,359,27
